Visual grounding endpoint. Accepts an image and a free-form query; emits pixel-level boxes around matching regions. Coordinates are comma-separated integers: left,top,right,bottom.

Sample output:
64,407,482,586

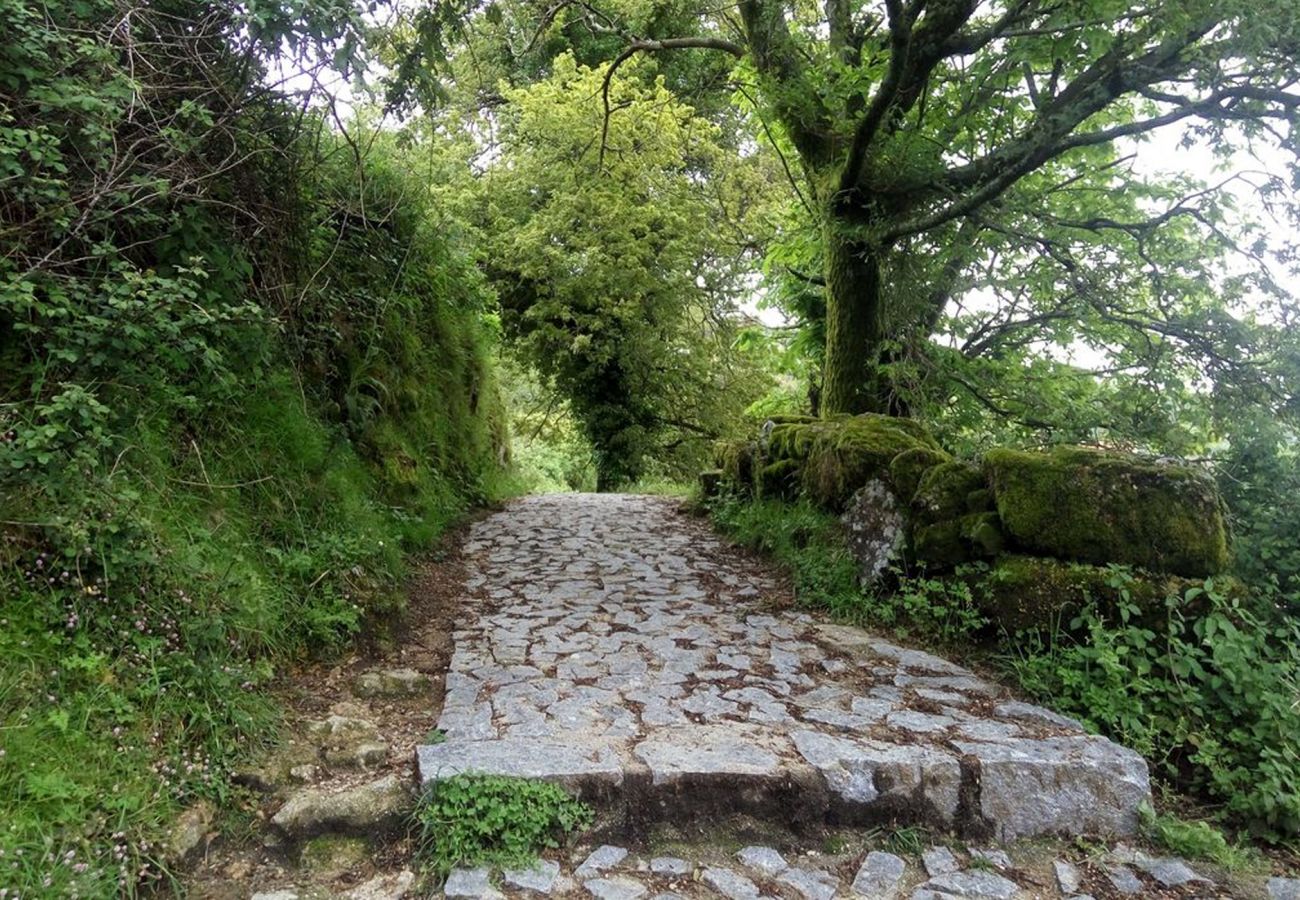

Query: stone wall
703,415,1231,630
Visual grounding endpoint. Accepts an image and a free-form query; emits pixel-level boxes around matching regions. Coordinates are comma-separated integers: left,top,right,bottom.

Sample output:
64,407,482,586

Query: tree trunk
821,220,891,416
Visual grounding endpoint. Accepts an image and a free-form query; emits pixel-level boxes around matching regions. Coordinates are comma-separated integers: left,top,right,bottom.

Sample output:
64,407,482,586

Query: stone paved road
417,494,1150,842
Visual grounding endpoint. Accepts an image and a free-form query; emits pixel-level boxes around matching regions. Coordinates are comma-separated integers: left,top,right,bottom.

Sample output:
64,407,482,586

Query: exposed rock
1270,878,1300,900
343,869,416,900
352,668,432,699
778,867,838,900
921,847,959,878
952,736,1150,840
840,480,908,586
966,848,1010,869
792,730,961,825
919,870,1020,899
250,892,299,900
736,845,787,876
701,866,761,900
1053,860,1081,894
584,877,647,900
576,845,629,878
504,860,561,894
649,857,691,876
1134,857,1208,887
270,774,410,837
164,800,214,865
1104,866,1143,894
445,867,501,899
851,851,906,898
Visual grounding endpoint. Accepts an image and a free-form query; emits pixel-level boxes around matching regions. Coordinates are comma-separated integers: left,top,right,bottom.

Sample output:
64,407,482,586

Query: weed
413,775,593,877
884,826,927,857
1140,805,1260,872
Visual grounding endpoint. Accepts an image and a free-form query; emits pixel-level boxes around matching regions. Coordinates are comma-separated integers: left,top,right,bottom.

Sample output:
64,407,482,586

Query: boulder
715,441,759,493
841,480,909,585
270,774,411,838
802,415,942,511
888,447,953,504
911,461,989,524
983,446,1229,576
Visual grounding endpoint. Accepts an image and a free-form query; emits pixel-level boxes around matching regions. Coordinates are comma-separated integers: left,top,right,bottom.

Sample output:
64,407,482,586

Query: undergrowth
0,2,508,893
413,775,593,877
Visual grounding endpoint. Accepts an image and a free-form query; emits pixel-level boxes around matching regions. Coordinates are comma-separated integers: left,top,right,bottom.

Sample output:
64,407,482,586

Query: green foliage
0,0,508,893
413,776,593,877
1008,583,1300,841
429,52,775,488
1139,805,1259,872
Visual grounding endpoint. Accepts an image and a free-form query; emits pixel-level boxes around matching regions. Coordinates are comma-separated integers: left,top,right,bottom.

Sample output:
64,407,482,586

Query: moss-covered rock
801,415,942,511
758,459,801,500
766,422,821,463
912,460,988,524
965,555,1173,632
699,468,724,498
888,447,952,503
984,446,1229,577
714,440,759,493
912,512,1005,567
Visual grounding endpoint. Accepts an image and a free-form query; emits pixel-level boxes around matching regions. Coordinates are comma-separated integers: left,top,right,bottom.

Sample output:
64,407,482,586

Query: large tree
394,0,1300,418
422,54,775,487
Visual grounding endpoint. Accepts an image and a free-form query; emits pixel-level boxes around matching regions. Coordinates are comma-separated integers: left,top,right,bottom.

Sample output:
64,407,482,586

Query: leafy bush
1007,581,1300,840
0,0,508,893
413,776,593,876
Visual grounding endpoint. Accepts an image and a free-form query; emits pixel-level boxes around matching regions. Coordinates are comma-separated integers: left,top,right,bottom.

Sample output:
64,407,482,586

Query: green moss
699,468,724,498
758,459,802,501
801,415,941,510
911,512,1005,567
766,423,820,463
984,446,1230,577
888,447,952,503
964,488,993,513
965,555,1172,632
715,440,758,492
963,512,1005,557
912,460,986,525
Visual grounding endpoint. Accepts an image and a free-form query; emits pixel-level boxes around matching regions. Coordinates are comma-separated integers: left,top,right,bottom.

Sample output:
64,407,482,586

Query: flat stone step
417,494,1150,842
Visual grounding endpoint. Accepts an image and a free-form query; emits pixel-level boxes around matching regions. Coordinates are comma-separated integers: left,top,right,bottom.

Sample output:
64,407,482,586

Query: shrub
1007,581,1300,840
413,776,593,877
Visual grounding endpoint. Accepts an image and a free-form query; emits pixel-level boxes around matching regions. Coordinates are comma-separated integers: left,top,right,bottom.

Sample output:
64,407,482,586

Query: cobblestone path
417,494,1150,843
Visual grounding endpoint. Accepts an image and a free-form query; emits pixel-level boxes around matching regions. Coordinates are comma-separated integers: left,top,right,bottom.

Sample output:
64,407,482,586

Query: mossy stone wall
984,447,1229,577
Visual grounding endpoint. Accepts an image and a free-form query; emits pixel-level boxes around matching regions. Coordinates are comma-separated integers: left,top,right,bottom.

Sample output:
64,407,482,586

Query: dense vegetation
4,0,1300,893
0,1,506,894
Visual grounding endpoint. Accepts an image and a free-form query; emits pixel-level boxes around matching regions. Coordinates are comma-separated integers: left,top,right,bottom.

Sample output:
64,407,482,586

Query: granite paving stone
416,494,1152,839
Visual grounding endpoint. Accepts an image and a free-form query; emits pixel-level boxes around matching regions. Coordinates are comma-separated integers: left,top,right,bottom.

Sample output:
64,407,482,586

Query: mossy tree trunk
821,217,901,417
